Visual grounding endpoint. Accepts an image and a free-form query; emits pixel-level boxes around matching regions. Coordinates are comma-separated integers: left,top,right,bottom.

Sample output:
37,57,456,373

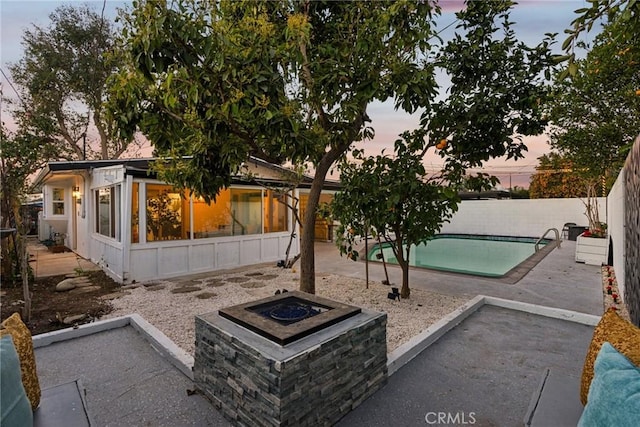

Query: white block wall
441,198,606,239
607,170,626,299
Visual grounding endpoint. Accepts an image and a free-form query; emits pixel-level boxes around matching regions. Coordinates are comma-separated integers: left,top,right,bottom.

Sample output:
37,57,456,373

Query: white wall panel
189,244,216,271
608,171,626,297
129,248,159,282
240,239,261,264
441,198,607,239
217,241,241,268
159,246,189,276
90,236,124,282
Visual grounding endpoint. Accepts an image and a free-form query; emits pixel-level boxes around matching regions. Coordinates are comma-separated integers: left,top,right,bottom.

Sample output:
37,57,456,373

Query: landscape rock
63,314,87,325
73,279,94,288
239,282,266,289
55,278,77,292
205,279,225,287
252,274,278,281
196,292,216,300
171,286,201,294
225,277,250,283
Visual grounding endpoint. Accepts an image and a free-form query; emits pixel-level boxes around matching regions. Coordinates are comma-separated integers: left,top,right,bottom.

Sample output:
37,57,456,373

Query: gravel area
106,265,469,355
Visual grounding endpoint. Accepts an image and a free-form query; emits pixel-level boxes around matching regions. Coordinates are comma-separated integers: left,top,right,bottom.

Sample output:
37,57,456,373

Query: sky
0,0,594,189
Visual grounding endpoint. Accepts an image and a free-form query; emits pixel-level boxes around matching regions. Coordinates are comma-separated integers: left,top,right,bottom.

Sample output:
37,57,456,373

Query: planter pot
48,245,67,254
575,235,608,265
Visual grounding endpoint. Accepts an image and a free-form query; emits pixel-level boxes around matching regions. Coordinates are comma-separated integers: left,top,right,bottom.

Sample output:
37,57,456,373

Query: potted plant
575,183,608,265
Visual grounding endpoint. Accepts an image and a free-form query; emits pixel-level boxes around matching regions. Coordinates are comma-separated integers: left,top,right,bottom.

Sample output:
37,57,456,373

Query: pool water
367,234,547,277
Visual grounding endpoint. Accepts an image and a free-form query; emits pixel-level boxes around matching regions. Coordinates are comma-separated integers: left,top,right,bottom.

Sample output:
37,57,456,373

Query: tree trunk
299,177,322,294
398,242,411,299
299,157,336,294
18,234,31,322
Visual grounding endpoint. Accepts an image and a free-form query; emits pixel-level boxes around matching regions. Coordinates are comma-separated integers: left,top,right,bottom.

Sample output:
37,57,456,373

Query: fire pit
195,291,387,426
253,297,326,324
218,291,361,345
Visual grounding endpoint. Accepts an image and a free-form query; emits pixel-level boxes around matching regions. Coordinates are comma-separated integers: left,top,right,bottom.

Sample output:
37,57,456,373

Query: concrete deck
35,326,230,427
314,239,603,315
32,240,603,426
336,305,593,426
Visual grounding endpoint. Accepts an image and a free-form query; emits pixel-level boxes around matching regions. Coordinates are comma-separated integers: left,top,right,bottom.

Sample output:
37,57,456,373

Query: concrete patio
32,239,603,426
27,237,100,278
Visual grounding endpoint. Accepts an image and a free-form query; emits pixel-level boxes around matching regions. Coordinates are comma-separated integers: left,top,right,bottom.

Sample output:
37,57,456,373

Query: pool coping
360,234,559,284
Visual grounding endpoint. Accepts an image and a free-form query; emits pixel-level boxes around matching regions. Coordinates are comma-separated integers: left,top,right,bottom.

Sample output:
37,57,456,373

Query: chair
562,222,576,240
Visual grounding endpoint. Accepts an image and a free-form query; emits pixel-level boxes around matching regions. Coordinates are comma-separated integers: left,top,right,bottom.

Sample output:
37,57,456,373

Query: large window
52,188,65,215
264,190,288,233
95,186,120,240
231,189,262,235
131,183,140,243
299,192,334,241
132,182,292,242
192,189,232,238
146,184,190,241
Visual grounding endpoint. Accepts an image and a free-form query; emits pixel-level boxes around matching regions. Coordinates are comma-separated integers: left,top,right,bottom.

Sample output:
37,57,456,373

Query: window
95,186,120,240
146,184,190,241
131,183,140,243
192,189,232,239
230,189,262,235
299,192,334,241
264,190,288,233
52,188,65,215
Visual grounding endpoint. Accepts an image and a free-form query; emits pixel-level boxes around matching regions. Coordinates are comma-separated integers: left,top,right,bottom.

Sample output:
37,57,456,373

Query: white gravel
105,265,469,355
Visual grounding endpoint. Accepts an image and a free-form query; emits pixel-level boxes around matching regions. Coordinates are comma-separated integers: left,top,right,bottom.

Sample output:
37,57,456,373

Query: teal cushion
1,335,33,426
579,342,640,427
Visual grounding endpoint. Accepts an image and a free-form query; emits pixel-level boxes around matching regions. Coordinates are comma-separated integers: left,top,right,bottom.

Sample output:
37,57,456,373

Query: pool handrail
535,228,561,252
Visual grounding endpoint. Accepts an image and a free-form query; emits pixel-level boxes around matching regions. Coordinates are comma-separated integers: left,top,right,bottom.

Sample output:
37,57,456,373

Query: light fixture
72,186,81,199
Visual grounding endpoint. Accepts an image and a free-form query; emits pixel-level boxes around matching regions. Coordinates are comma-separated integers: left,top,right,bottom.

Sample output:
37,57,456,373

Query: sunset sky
1,0,594,188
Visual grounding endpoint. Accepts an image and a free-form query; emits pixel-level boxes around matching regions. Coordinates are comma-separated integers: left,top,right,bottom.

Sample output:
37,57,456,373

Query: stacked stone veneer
194,309,387,426
625,136,640,326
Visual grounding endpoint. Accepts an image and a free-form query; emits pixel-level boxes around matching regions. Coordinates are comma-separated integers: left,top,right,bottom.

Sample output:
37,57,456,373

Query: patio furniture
561,222,576,240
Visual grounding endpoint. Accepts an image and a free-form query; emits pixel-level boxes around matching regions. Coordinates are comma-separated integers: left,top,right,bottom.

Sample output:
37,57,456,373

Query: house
33,158,338,284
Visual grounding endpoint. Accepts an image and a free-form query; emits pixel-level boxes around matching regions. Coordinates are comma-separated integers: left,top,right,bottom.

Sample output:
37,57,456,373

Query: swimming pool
367,234,550,277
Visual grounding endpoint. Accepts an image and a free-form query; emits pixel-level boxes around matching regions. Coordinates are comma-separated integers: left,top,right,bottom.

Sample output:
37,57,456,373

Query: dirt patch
0,270,121,336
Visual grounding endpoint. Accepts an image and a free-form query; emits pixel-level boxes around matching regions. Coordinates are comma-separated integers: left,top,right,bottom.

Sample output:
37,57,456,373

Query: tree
548,17,640,192
333,0,554,298
529,153,592,198
562,0,640,78
108,0,441,294
510,187,530,199
333,135,459,299
8,4,136,160
0,124,55,321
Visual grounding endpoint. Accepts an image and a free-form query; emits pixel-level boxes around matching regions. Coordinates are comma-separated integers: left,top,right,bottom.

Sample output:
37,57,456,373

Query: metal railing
535,228,561,252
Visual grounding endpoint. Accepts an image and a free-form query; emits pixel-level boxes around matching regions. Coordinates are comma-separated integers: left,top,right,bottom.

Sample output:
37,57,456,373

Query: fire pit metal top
218,291,361,345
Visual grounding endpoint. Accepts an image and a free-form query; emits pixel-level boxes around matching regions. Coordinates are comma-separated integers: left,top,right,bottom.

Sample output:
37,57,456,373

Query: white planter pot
575,235,608,265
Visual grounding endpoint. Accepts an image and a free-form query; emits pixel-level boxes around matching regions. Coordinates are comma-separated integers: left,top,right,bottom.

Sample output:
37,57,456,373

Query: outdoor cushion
0,335,33,426
578,342,640,426
1,312,41,409
580,309,640,405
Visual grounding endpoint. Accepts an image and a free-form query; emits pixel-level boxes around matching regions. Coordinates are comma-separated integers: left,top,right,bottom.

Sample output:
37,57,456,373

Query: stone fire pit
194,291,387,426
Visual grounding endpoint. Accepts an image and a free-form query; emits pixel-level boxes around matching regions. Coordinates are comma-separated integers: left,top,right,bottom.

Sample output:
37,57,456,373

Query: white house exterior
35,158,338,284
